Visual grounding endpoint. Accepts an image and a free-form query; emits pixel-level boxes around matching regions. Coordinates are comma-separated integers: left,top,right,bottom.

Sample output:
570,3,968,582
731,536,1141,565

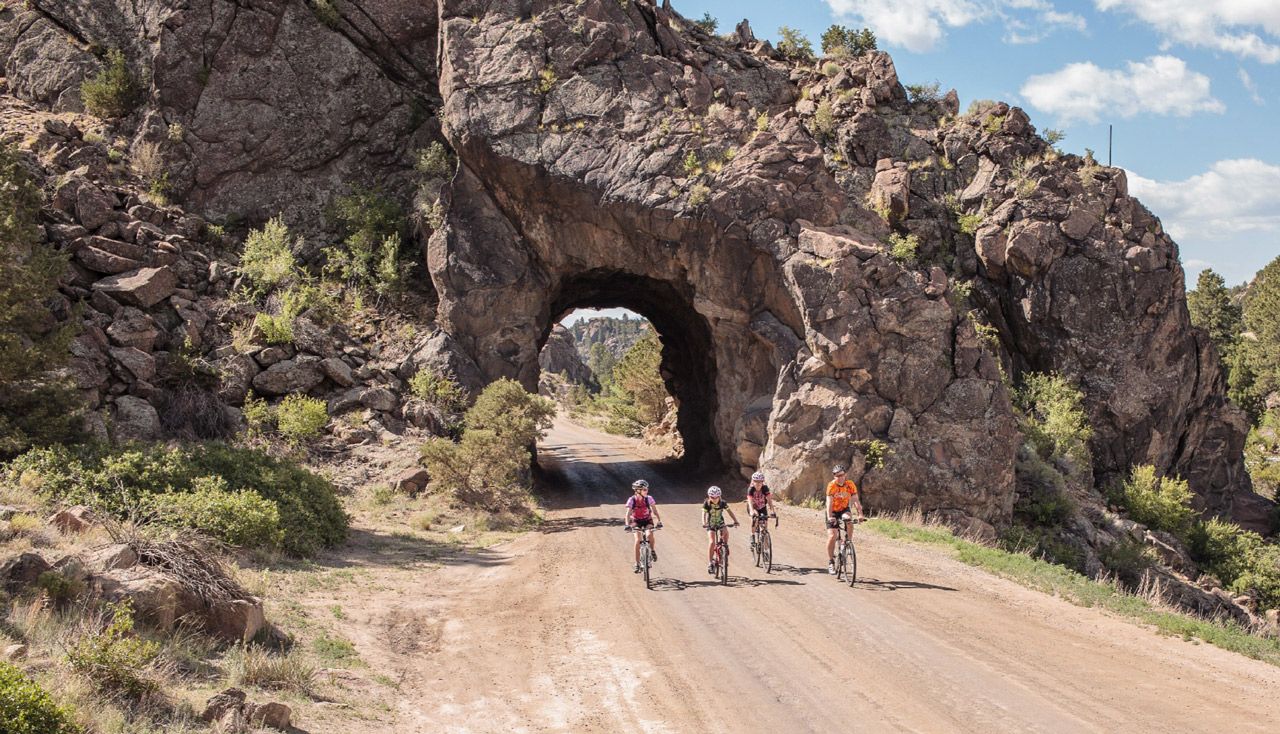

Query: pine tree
0,145,81,457
1188,269,1242,353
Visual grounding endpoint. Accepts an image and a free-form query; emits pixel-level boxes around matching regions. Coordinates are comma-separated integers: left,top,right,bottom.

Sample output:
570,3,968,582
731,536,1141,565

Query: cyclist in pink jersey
624,479,663,573
744,471,776,550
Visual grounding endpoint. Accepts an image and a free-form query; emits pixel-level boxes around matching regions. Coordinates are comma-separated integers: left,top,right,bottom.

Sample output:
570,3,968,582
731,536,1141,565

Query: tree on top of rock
1241,255,1280,402
1188,268,1242,354
820,25,877,57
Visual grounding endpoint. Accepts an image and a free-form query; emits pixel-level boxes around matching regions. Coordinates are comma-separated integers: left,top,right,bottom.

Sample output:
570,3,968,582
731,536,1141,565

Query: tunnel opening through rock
536,270,720,469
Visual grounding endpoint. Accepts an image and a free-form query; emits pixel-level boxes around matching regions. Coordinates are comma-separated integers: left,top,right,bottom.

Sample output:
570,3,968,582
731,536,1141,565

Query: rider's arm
853,494,865,518
653,504,663,525
624,508,634,526
825,494,833,520
726,507,739,524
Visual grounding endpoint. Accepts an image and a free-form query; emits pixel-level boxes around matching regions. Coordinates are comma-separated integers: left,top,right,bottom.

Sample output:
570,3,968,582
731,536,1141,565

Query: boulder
218,354,261,405
292,317,335,357
81,543,140,572
76,246,143,274
3,644,28,661
359,386,399,413
394,467,430,497
200,688,248,723
49,506,94,534
110,347,157,382
320,357,355,387
246,701,292,730
0,553,52,593
105,308,161,351
92,566,200,633
93,266,178,309
206,598,266,643
251,358,325,396
112,395,162,441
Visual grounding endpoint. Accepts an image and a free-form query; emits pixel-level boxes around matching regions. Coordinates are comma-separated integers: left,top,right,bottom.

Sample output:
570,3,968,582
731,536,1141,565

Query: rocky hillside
568,315,652,362
538,323,595,388
0,0,1270,542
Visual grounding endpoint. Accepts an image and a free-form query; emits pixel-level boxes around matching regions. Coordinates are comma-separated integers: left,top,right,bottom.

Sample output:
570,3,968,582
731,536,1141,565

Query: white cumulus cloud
1020,56,1225,123
1129,159,1280,242
1096,0,1280,63
824,0,1084,52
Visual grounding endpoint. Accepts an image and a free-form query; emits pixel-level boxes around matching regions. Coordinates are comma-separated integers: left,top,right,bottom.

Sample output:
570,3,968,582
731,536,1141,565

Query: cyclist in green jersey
701,486,739,575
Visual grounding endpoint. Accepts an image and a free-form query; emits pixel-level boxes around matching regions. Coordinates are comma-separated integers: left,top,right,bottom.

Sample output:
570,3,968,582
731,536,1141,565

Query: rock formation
2,0,1268,533
538,324,595,388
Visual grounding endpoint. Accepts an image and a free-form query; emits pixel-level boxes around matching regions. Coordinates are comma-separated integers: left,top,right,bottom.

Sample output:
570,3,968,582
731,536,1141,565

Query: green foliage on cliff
0,145,82,459
326,187,406,299
820,25,876,57
1015,373,1092,474
81,49,142,119
776,27,814,62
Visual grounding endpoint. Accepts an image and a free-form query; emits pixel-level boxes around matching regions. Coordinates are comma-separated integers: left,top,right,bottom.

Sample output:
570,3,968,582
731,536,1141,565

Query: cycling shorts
754,508,770,520
633,518,654,529
827,514,852,529
707,521,727,531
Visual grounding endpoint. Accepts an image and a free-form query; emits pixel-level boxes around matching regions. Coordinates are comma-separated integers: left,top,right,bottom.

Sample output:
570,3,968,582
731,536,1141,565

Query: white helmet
751,471,766,482
632,479,649,490
707,486,722,498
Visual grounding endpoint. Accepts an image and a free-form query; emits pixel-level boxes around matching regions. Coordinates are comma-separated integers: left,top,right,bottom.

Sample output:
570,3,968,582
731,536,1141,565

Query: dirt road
346,418,1280,732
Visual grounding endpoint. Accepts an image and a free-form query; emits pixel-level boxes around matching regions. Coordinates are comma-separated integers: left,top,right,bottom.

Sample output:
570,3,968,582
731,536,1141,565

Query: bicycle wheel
720,544,729,585
761,530,772,574
834,536,846,580
642,544,651,589
845,541,858,587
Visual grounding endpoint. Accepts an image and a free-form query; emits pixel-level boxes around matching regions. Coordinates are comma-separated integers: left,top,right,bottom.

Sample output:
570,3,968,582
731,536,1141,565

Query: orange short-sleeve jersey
826,479,858,513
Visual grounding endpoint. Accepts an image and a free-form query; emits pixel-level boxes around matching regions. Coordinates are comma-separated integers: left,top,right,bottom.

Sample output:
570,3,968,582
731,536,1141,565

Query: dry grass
223,643,315,694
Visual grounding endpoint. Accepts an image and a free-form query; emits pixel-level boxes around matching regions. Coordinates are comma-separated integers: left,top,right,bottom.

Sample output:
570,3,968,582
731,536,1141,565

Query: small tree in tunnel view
611,333,667,426
419,379,555,513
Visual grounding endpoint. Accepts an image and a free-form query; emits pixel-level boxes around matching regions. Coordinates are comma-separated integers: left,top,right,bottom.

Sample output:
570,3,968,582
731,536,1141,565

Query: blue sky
668,0,1279,287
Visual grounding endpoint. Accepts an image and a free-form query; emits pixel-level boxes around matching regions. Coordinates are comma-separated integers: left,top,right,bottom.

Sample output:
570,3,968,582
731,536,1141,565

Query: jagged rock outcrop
538,324,595,388
3,0,1266,531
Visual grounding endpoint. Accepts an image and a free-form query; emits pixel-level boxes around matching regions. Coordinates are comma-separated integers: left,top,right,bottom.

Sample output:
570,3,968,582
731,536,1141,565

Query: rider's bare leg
826,527,837,561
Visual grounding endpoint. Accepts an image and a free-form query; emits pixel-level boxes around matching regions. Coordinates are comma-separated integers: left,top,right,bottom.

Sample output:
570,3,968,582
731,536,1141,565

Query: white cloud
1128,159,1280,243
824,0,1084,52
1096,0,1280,63
1239,68,1265,105
1020,56,1225,123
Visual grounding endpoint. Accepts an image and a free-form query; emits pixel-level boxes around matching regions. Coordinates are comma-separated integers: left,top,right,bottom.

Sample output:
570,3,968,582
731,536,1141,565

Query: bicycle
625,523,661,589
706,522,738,585
831,512,865,586
749,513,778,573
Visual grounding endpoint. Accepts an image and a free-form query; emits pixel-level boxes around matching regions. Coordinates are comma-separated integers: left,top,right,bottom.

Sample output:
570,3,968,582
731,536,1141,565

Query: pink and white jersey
626,495,655,520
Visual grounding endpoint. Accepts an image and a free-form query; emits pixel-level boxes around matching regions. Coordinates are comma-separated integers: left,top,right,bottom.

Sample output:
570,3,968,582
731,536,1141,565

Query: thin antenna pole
1108,124,1113,167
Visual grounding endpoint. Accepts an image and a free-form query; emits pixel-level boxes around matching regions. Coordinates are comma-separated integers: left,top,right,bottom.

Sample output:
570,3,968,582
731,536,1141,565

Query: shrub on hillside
1112,464,1195,538
409,370,467,413
420,379,554,512
1015,372,1092,473
0,144,83,459
142,478,284,550
275,394,328,444
0,662,82,734
80,49,142,118
67,600,161,701
888,233,919,264
240,216,298,293
1189,518,1280,611
776,26,814,62
820,25,876,56
325,187,405,296
6,443,347,556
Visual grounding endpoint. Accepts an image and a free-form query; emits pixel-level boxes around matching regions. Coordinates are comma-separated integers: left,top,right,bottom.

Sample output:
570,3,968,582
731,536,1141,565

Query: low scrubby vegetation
420,379,554,522
6,443,347,555
0,661,82,734
80,49,142,119
0,144,83,460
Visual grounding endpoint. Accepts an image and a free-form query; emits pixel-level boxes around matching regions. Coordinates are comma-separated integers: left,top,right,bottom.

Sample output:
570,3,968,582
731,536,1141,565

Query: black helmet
632,479,649,490
832,464,847,474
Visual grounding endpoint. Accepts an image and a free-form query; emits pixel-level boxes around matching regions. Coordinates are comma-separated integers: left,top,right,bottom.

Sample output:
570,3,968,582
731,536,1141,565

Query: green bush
1015,372,1092,472
420,379,554,511
905,81,941,104
67,600,160,700
143,478,284,549
1189,519,1280,610
415,142,453,179
80,49,142,119
0,144,82,459
325,188,405,296
958,213,983,234
820,25,876,56
240,216,298,293
242,393,273,436
776,26,814,62
692,12,717,34
1113,465,1196,538
0,662,81,734
409,371,467,413
254,313,293,345
888,233,919,264
34,570,83,605
1100,538,1154,587
813,99,835,138
275,394,328,444
6,443,347,556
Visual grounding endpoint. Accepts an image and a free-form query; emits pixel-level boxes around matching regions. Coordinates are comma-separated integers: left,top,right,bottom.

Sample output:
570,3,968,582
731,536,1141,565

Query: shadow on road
537,515,621,533
854,578,957,592
647,576,804,591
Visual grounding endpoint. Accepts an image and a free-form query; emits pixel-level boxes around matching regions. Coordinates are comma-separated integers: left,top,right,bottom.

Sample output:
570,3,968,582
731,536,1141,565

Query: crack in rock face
9,0,1261,530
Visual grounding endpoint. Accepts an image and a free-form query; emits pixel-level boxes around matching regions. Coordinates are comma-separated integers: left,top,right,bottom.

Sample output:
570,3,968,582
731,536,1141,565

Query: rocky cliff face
538,324,594,387
2,0,1265,533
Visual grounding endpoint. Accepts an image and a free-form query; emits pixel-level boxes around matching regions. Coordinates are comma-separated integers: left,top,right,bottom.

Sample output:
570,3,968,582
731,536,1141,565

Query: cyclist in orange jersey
825,464,864,574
